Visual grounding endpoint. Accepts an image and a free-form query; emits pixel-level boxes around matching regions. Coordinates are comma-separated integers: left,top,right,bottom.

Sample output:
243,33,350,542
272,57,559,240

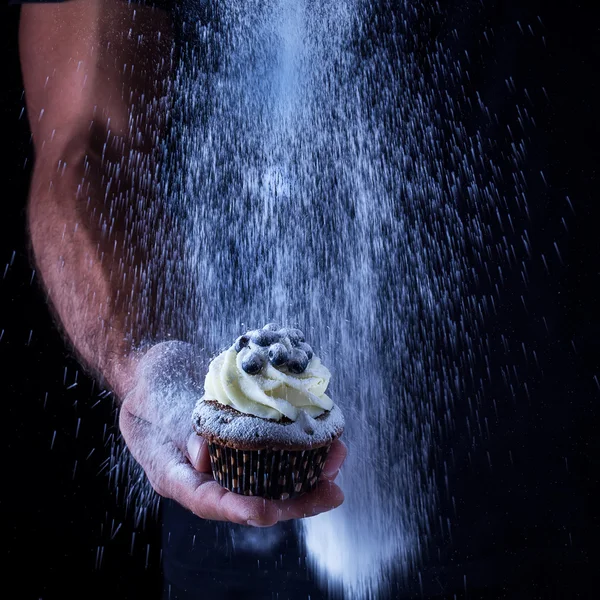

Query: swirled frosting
203,345,333,421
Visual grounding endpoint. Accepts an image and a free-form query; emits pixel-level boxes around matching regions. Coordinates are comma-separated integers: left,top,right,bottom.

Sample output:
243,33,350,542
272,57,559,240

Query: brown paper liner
207,443,332,499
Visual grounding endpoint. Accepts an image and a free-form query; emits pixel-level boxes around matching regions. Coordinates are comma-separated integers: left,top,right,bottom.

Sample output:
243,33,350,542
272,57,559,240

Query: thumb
187,433,213,473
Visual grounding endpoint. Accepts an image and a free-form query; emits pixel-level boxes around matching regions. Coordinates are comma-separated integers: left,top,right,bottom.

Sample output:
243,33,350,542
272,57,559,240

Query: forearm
21,0,174,400
28,147,143,399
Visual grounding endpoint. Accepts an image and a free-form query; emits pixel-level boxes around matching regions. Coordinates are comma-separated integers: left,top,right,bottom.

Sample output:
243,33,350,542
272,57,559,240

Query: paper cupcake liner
207,443,332,500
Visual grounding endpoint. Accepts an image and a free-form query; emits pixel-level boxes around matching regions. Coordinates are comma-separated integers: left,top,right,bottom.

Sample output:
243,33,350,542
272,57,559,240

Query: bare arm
21,0,171,399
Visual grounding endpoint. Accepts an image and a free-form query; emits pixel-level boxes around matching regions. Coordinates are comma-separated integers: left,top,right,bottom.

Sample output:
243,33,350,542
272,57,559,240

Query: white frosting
203,345,333,421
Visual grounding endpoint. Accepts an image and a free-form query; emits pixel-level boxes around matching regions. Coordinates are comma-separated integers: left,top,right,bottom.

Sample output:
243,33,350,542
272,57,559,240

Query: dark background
2,1,598,598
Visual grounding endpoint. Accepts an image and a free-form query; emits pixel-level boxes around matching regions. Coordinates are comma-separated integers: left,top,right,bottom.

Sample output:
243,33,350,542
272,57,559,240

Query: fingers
167,465,282,527
320,439,348,480
121,404,346,528
183,433,347,522
186,433,212,473
193,479,344,526
273,480,345,521
186,434,348,481
120,406,281,526
183,433,346,524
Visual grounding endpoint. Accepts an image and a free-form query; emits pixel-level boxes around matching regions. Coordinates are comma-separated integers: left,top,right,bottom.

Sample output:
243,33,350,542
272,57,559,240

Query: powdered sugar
192,398,344,451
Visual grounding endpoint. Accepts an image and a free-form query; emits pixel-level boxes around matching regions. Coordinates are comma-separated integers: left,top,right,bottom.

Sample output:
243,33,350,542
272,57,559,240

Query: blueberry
242,351,264,375
262,323,279,331
279,328,305,345
234,335,250,352
288,329,305,346
268,343,289,367
251,329,280,346
287,349,309,374
297,342,313,360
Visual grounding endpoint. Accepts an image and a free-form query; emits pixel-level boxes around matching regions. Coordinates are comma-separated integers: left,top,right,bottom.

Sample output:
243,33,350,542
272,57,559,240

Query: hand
119,341,347,527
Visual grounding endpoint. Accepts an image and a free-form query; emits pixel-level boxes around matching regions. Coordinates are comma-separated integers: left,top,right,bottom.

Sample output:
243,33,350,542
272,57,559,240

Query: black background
2,1,599,599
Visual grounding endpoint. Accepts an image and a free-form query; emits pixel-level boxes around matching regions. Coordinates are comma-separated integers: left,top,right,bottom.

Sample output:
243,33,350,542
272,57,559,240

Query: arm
21,0,171,398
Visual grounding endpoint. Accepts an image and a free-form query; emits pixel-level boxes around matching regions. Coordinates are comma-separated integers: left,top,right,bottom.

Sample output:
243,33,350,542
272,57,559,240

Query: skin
20,0,346,527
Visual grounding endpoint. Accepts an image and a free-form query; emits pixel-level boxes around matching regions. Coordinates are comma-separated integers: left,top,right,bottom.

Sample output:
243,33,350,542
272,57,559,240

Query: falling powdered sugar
192,399,344,451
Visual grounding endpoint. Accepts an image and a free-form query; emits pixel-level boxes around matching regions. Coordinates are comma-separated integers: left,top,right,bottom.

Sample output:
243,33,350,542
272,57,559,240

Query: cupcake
192,324,344,500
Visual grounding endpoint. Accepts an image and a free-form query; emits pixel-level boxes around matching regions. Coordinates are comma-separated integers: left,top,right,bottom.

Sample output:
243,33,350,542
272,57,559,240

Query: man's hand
119,342,347,527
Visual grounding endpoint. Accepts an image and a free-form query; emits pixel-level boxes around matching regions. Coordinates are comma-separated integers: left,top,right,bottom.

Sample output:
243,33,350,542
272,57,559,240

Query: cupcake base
208,443,332,500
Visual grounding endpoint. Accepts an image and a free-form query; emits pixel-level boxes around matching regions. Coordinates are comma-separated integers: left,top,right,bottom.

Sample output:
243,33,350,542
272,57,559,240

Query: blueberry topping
241,351,265,375
251,329,281,346
278,328,305,345
287,348,309,374
235,325,313,373
297,342,313,360
289,328,305,345
234,335,250,352
268,343,289,367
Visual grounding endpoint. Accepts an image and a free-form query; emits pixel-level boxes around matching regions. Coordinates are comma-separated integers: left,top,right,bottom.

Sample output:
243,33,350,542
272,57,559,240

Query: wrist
110,340,199,403
101,342,148,403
